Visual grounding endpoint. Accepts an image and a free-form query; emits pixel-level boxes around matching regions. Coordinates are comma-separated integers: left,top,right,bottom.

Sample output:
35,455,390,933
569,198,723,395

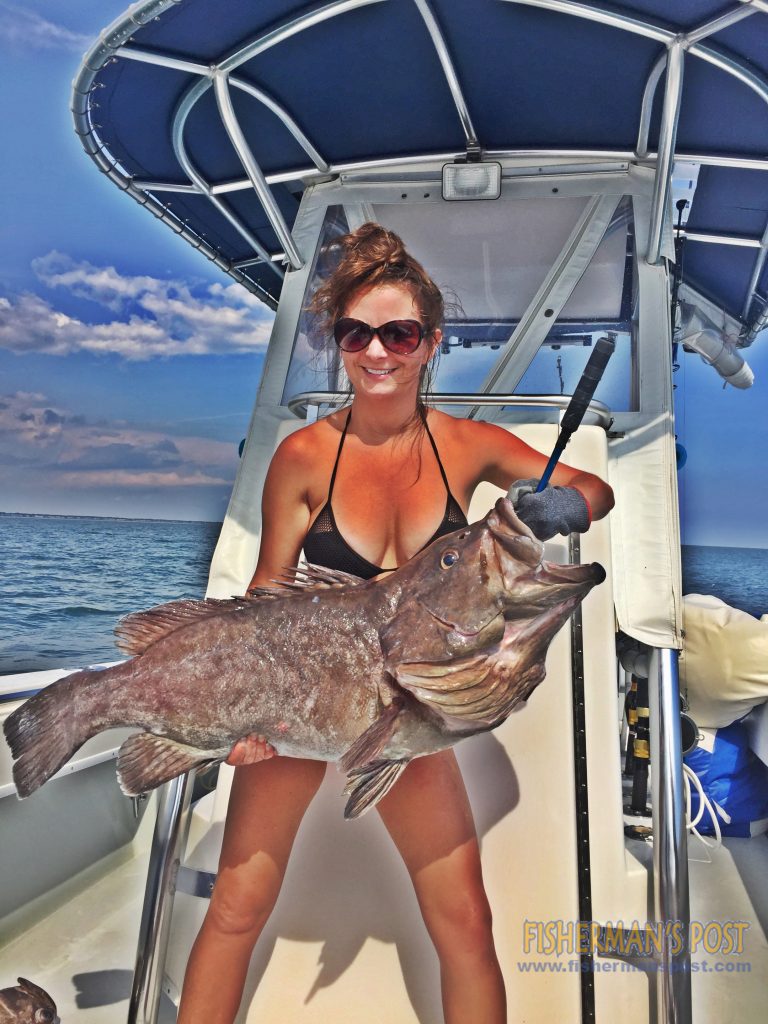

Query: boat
2,1,767,1021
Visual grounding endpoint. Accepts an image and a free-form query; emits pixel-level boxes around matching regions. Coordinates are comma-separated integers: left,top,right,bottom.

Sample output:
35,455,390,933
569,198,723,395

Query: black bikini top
303,411,469,580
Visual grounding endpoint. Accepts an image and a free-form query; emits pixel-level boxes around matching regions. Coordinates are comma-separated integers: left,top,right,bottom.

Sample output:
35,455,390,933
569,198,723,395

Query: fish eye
440,550,460,568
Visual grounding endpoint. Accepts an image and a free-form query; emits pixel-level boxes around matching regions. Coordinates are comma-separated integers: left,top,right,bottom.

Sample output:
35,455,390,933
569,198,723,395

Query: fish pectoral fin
117,733,226,796
339,697,404,774
393,654,498,723
343,759,409,819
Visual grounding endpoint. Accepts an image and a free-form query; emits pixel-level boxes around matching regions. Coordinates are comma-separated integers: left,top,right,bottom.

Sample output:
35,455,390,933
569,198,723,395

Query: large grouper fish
4,496,604,818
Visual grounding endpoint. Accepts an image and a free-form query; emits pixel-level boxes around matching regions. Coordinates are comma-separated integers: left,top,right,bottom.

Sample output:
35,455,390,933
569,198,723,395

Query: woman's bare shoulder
426,410,533,490
427,408,516,450
272,408,349,468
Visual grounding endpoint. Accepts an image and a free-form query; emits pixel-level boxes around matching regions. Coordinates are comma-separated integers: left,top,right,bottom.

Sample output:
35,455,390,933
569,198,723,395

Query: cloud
53,469,230,489
0,392,237,492
0,4,91,52
0,253,274,360
33,253,166,313
55,440,183,472
0,392,68,448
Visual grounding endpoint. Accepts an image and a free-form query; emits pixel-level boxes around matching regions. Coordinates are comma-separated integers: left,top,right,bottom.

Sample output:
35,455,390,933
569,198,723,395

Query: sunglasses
333,317,425,355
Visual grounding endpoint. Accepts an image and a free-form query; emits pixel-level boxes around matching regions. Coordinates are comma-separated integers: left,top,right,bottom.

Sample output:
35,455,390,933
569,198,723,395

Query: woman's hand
510,478,591,540
226,734,278,766
467,419,614,523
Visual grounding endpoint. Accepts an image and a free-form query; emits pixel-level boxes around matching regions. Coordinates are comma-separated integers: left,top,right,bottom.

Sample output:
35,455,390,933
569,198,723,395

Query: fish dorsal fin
114,598,242,655
248,562,365,599
116,564,366,655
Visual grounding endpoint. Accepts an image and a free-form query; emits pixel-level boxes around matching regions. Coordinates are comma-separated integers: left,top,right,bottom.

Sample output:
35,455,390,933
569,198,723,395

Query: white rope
683,762,722,851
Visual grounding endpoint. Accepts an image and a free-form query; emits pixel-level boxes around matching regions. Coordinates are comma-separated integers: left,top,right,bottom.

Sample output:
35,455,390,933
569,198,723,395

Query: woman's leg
376,750,506,1024
177,756,326,1024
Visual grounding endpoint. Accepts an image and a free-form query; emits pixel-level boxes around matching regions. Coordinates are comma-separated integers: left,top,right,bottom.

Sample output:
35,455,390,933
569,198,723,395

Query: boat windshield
283,194,636,415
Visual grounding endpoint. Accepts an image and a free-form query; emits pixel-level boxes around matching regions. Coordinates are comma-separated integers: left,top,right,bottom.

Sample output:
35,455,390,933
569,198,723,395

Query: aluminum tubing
649,648,692,1024
128,773,195,1024
646,41,685,266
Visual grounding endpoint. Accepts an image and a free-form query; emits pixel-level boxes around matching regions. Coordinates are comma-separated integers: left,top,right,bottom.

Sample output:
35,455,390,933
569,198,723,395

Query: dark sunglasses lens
379,320,423,354
334,318,371,351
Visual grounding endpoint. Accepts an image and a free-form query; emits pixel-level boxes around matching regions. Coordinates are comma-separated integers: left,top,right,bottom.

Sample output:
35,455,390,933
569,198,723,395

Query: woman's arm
247,431,314,589
467,420,614,521
228,431,315,765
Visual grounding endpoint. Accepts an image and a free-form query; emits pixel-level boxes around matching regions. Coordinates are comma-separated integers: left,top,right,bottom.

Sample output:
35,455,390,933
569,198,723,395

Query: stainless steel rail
649,648,692,1024
647,41,685,267
128,773,195,1024
740,219,768,340
213,71,304,270
636,4,760,158
412,0,479,151
286,391,613,427
742,298,768,344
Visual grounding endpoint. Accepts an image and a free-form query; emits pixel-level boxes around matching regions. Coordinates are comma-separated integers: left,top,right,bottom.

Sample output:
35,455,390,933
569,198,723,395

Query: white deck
0,797,175,1023
1,806,765,1023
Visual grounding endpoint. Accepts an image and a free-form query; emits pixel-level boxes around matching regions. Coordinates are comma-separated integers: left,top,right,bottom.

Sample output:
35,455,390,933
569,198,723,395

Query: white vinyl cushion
680,594,768,728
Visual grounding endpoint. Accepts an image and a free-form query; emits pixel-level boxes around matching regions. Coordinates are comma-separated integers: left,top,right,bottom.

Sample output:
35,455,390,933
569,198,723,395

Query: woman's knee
423,887,496,959
206,869,280,938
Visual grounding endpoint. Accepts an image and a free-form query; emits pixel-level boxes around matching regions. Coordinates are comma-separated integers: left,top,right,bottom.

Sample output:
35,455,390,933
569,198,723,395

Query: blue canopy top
73,0,768,331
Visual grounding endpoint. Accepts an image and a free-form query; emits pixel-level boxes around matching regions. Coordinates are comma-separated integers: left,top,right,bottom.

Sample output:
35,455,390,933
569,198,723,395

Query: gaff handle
560,335,615,437
535,335,615,493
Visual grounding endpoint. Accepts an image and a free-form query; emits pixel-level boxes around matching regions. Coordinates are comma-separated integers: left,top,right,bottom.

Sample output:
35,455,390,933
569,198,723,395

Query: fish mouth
536,559,606,588
489,495,605,611
500,560,605,619
503,587,587,647
488,496,544,567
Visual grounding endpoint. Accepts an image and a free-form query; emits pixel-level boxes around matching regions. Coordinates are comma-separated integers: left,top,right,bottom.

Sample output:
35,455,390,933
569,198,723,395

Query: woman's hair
309,222,444,342
308,223,444,419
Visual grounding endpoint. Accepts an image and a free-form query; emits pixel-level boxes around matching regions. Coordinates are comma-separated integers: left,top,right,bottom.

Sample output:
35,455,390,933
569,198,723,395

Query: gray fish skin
4,497,604,817
0,978,57,1024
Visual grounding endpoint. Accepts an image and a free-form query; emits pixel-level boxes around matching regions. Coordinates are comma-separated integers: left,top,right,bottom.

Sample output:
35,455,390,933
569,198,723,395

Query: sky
0,0,274,523
0,1,766,546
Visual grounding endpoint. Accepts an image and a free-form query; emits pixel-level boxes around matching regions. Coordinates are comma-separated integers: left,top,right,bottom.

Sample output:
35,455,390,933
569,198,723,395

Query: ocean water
0,514,220,674
1,514,766,675
681,544,768,620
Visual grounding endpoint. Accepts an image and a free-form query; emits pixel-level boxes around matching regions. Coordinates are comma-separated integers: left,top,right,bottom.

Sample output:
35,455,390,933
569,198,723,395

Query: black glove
510,478,591,541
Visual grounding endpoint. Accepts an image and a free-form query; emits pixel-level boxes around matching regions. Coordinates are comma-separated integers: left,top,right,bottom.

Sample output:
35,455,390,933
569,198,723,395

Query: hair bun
346,223,406,267
308,221,444,341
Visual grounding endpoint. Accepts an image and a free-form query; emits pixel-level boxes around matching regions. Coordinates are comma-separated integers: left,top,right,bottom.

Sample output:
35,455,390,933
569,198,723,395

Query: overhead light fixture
442,161,501,201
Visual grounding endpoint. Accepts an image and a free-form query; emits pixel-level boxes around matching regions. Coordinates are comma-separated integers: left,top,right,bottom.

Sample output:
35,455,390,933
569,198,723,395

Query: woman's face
339,284,441,399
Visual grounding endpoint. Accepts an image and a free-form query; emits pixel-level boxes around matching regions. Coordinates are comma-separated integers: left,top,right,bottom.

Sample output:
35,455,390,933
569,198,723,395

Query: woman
177,224,613,1023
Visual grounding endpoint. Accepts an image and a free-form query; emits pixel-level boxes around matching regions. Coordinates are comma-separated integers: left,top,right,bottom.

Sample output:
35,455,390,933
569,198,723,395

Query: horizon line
1,510,766,550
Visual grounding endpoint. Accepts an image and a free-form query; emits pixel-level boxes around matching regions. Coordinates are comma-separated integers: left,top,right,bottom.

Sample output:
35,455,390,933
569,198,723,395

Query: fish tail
3,669,104,798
